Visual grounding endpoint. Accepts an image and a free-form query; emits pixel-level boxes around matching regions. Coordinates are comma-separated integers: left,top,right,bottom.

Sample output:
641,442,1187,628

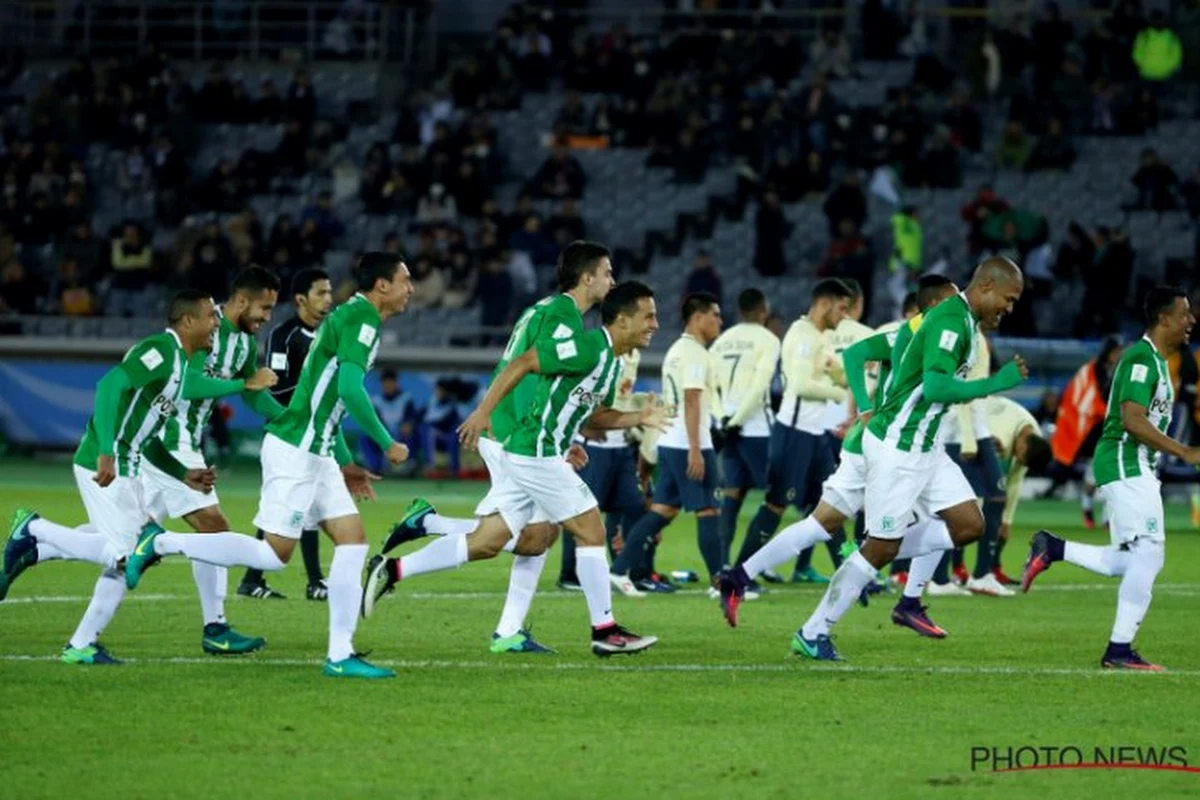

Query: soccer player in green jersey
1023,286,1199,670
120,253,412,679
365,282,667,656
2,290,277,664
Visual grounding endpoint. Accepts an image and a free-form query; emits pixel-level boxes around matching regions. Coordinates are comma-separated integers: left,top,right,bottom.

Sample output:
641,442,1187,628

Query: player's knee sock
933,551,953,584
800,552,876,640
575,545,615,628
696,514,723,579
733,506,782,566
974,499,1004,578
611,512,669,575
327,543,367,662
742,516,830,579
241,529,268,586
825,527,846,570
904,551,942,599
1064,541,1129,577
719,494,744,563
424,514,477,536
496,553,546,637
398,533,469,578
1110,539,1163,644
560,531,578,577
300,529,323,584
895,519,954,560
156,532,286,571
29,519,107,565
191,562,227,626
69,569,126,650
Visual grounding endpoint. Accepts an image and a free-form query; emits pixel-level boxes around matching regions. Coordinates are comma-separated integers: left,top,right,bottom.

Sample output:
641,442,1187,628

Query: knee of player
811,503,845,532
186,506,230,533
468,530,509,560
514,523,559,555
696,508,719,518
951,511,985,544
649,504,680,521
722,488,744,501
860,536,900,568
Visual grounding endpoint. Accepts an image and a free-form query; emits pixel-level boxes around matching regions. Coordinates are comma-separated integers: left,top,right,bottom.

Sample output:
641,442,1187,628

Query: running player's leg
179,504,267,654
566,444,612,585
734,424,800,566
492,523,559,653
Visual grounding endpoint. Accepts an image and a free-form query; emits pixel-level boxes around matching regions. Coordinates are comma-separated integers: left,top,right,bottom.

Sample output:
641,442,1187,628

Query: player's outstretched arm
1120,401,1200,464
458,348,540,448
841,333,892,412
923,356,1027,403
588,393,670,432
181,368,276,400
336,363,398,453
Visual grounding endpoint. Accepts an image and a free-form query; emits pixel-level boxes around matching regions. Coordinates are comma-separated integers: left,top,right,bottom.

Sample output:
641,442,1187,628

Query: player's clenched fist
245,368,279,391
185,468,217,493
385,441,409,466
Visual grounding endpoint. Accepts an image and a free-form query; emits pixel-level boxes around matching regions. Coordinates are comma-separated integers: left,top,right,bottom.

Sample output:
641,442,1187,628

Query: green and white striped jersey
867,293,978,453
505,328,621,458
843,315,917,456
267,293,380,457
160,309,258,455
1093,336,1174,486
74,330,187,477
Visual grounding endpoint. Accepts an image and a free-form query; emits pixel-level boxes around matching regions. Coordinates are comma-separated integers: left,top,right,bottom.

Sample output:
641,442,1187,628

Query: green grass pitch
1,459,1199,799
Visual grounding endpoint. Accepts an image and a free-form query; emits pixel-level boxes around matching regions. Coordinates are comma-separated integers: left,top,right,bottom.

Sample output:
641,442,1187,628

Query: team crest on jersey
291,511,304,528
1147,517,1159,534
880,516,896,532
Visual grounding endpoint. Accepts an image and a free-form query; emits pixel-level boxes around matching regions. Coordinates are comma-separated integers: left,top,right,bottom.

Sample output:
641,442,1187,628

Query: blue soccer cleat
490,628,557,654
2,508,40,601
791,631,843,662
382,498,436,553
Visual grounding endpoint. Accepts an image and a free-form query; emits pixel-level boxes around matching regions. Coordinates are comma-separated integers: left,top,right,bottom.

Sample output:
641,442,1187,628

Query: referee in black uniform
238,268,335,601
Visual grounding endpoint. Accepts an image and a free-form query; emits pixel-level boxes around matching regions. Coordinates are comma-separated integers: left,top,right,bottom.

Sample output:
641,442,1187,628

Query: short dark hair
556,240,611,292
738,287,767,316
601,280,655,325
354,251,404,292
230,265,281,297
812,278,853,302
381,368,398,382
1023,433,1052,473
840,277,863,300
168,289,210,325
292,267,330,298
917,274,956,312
902,291,919,315
1143,285,1187,327
681,291,719,325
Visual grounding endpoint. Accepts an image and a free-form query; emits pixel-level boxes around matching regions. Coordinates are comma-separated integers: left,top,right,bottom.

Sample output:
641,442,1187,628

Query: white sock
743,516,831,579
576,545,615,628
1111,540,1164,644
904,551,942,598
495,554,546,637
327,543,368,662
37,542,71,561
1064,541,1129,577
191,562,227,626
801,551,876,640
155,532,285,571
69,569,126,649
895,519,954,560
30,519,108,564
424,513,477,536
398,533,469,579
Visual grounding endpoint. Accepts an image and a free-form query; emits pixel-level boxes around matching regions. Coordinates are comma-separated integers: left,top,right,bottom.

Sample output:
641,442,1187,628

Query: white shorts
488,450,597,535
73,464,152,566
821,451,866,518
473,438,550,527
1099,476,1165,545
141,450,219,522
863,431,975,540
253,434,358,538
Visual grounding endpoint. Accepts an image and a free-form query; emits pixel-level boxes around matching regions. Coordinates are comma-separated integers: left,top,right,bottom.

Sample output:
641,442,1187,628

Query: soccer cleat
633,577,676,594
791,631,842,661
123,522,165,590
490,628,557,654
891,599,948,638
718,567,750,627
1101,646,1165,672
556,574,583,592
381,497,436,553
992,566,1019,587
61,642,122,665
323,654,395,679
926,581,971,596
236,581,287,600
361,555,398,618
791,565,830,584
202,623,266,655
3,508,40,600
608,572,645,597
952,564,970,586
966,573,1016,597
1083,508,1097,529
306,580,329,602
1021,529,1060,593
590,624,658,657
760,569,784,584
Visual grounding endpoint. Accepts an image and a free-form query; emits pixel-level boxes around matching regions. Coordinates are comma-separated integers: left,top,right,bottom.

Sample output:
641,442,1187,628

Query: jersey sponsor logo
552,323,574,340
1131,364,1149,383
151,393,178,418
270,352,288,370
556,339,578,360
570,385,605,405
938,330,959,351
140,348,164,370
357,323,377,347
1150,397,1171,415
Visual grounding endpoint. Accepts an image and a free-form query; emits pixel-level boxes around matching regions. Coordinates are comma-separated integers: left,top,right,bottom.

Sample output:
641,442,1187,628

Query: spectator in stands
548,198,586,242
477,252,513,342
754,190,792,277
1050,53,1091,132
49,256,97,316
1130,147,1179,211
257,79,283,123
16,193,57,246
504,246,538,307
822,170,867,239
1132,11,1182,87
442,249,476,310
1076,226,1133,335
62,221,101,277
1122,87,1160,134
516,22,553,90
286,68,317,128
150,135,188,223
189,233,235,299
888,205,922,313
301,191,345,244
118,144,151,196
923,125,963,189
995,120,1033,170
685,250,723,308
275,118,310,178
192,220,234,270
1028,118,1077,171
422,380,466,478
107,222,154,317
417,183,459,227
673,128,708,184
556,91,588,135
409,257,447,310
363,369,420,476
1053,221,1096,281
799,151,831,198
765,148,804,203
531,144,586,199
1090,77,1118,134
821,218,874,311
509,214,557,268
295,219,328,268
961,185,1010,255
199,158,244,213
809,28,854,80
1032,3,1075,99
0,258,42,314
943,90,983,153
451,160,489,218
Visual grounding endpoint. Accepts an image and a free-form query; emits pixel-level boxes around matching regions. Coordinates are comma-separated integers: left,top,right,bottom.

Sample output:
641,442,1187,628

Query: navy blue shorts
765,423,835,510
721,435,769,490
654,447,720,511
578,444,645,514
946,439,1006,499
